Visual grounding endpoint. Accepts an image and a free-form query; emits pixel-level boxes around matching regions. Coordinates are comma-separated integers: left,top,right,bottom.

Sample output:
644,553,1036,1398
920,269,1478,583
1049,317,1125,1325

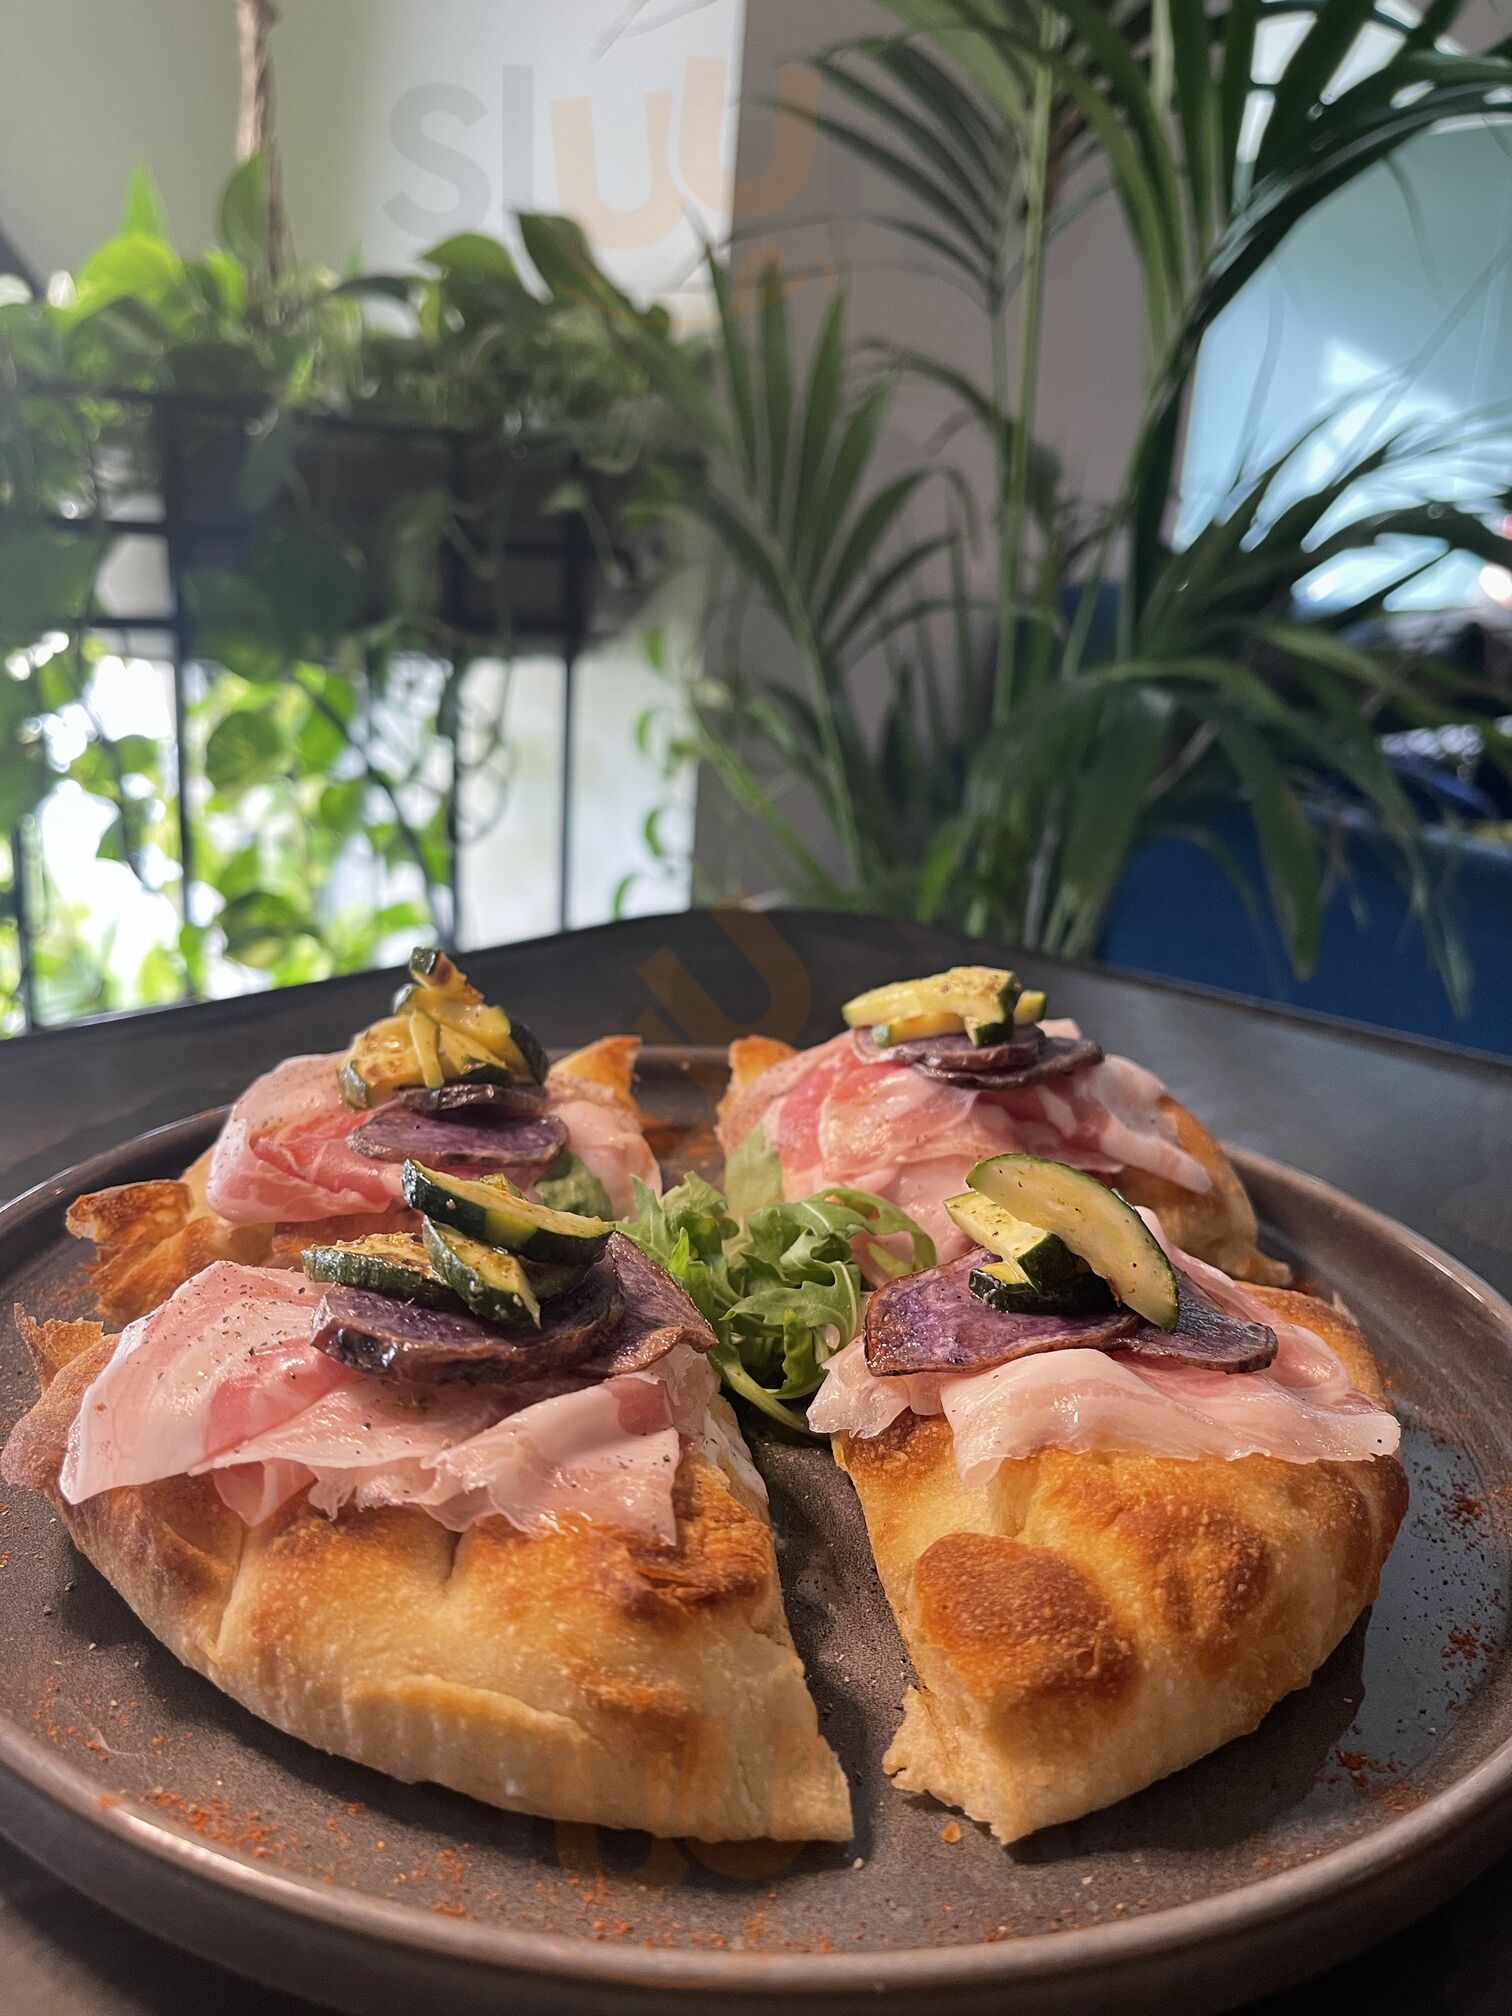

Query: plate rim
1,1070,1510,2003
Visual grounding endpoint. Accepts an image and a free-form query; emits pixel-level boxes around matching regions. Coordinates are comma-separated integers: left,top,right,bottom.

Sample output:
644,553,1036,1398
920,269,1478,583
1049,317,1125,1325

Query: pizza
3,956,1407,1848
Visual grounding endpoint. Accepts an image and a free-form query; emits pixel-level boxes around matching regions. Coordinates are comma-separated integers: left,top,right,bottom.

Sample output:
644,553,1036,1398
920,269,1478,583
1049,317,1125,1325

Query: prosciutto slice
809,1217,1398,1469
62,1249,722,1541
205,1054,402,1225
725,1025,1209,1261
204,1050,660,1230
60,1263,347,1502
546,1086,661,1217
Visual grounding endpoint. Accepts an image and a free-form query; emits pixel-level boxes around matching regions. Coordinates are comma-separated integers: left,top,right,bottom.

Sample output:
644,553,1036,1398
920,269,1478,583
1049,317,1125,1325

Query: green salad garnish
618,1173,935,1434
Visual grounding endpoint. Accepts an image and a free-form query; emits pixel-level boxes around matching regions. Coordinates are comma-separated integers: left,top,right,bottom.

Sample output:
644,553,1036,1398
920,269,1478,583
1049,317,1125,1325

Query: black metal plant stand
6,386,612,1029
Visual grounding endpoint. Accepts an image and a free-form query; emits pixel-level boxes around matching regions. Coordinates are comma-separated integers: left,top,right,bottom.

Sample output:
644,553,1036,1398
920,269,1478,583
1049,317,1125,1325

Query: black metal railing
4,386,619,1032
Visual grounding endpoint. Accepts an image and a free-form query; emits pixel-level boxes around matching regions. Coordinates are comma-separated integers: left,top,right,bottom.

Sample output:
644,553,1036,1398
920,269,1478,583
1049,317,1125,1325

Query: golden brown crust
67,1154,273,1325
835,1288,1406,1842
547,1035,642,1111
3,1317,850,1842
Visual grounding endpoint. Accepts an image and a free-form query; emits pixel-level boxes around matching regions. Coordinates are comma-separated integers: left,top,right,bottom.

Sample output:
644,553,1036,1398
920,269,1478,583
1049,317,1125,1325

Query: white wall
1,0,744,310
0,0,239,273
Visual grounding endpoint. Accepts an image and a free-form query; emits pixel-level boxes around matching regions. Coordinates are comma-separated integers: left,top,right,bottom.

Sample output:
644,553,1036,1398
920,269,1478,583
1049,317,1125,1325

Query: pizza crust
835,1287,1407,1842
5,1313,852,1843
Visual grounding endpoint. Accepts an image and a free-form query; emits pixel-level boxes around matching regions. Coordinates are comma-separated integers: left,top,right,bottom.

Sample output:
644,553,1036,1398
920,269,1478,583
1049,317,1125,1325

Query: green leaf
421,234,520,283
0,737,51,829
122,163,170,240
723,1124,785,1217
218,887,313,968
218,155,269,272
757,263,794,523
205,708,287,792
616,1170,932,1433
0,525,106,642
1213,717,1321,974
788,290,846,552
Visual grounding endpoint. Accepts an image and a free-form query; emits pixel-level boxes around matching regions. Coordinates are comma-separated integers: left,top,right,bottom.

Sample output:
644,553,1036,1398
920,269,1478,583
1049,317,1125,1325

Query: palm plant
665,0,1512,990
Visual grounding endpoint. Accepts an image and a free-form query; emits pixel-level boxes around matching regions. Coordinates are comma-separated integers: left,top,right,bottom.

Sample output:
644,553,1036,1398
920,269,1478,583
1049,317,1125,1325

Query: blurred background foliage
0,157,692,1028
639,0,1512,1005
5,0,1512,1036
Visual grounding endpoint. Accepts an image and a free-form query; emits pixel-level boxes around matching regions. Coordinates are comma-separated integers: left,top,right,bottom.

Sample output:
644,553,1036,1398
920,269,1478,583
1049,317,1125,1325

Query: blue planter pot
1098,809,1512,1055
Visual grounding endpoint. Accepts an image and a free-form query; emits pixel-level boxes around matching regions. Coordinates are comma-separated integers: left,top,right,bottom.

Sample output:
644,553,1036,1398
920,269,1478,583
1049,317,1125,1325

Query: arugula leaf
618,1174,934,1435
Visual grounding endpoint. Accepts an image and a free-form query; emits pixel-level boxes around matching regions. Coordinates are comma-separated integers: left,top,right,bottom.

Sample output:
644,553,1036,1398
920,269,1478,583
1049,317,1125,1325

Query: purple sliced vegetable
348,1104,568,1171
1122,1272,1277,1374
865,1253,1278,1378
312,1261,620,1384
864,1251,1139,1375
581,1231,717,1375
912,1035,1104,1091
396,1081,550,1117
852,1022,1104,1090
853,1028,1042,1072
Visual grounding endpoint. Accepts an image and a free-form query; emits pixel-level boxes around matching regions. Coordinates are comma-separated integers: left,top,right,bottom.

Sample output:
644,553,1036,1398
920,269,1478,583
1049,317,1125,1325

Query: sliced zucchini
408,946,476,1000
967,1258,1115,1315
944,1191,1085,1293
964,1154,1179,1330
843,966,1025,1048
340,1015,427,1108
401,1160,612,1263
409,1010,445,1090
301,1232,457,1309
534,1148,614,1220
1014,988,1047,1025
433,1021,511,1085
399,987,547,1085
422,1219,544,1327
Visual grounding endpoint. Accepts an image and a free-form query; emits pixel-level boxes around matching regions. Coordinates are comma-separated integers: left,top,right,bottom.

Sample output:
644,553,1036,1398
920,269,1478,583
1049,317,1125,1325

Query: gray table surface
0,908,1508,2015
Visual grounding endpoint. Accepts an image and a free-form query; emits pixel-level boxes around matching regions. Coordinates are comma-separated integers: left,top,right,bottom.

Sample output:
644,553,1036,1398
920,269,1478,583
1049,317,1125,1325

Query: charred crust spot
912,1529,1137,1709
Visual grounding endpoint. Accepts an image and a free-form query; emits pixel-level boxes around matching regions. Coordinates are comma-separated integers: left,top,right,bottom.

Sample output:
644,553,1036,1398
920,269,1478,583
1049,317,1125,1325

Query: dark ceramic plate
0,1047,1509,2016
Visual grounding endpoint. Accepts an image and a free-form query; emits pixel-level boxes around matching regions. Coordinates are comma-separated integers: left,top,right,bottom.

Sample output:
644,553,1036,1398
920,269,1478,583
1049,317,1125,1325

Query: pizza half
3,1250,852,1842
809,1163,1407,1842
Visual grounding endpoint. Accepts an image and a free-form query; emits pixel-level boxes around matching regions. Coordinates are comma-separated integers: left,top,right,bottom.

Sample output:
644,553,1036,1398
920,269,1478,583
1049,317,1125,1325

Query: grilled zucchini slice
422,1220,547,1327
394,983,548,1085
966,1258,1116,1315
945,1191,1084,1292
842,966,1041,1047
340,1016,427,1108
301,1233,457,1308
409,1010,446,1090
408,946,473,1000
964,1154,1179,1330
401,1160,612,1263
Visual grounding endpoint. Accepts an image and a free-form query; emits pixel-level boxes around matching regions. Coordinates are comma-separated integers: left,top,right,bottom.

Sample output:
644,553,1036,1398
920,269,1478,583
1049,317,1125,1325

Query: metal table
1,909,1507,2016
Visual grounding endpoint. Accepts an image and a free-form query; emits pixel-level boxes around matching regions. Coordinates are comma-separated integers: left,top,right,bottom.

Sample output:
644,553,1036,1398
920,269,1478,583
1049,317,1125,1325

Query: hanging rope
235,0,288,278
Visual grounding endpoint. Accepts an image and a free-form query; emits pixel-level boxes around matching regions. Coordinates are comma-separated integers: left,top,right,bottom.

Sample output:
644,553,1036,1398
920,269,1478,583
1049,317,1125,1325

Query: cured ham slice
61,1264,344,1502
204,1048,661,1232
61,1262,719,1543
546,1087,661,1217
809,1218,1398,1469
725,1025,1209,1261
205,1054,402,1226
